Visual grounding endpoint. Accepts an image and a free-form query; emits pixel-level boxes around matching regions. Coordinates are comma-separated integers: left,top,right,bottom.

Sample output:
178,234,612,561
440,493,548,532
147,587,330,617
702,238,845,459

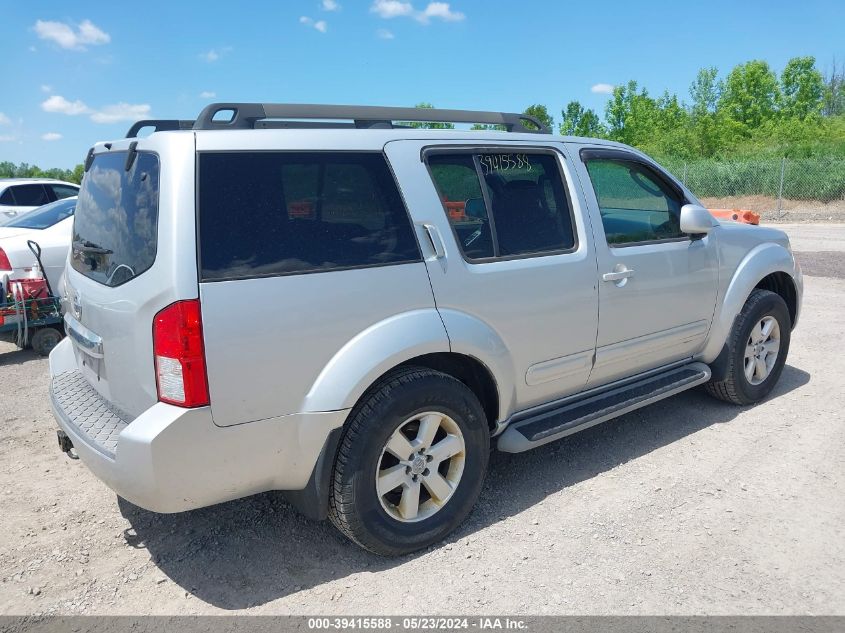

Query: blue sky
2,0,844,168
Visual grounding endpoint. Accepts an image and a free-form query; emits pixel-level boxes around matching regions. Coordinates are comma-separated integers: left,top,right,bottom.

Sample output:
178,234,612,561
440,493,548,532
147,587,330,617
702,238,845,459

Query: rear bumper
48,338,348,513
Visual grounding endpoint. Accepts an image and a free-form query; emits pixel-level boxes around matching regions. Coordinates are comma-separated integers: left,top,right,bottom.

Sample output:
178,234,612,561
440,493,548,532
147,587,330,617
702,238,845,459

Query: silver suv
50,103,802,556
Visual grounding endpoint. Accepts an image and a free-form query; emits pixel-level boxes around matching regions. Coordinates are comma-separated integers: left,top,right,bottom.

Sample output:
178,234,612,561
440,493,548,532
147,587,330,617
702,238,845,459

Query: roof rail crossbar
193,103,551,134
126,119,195,138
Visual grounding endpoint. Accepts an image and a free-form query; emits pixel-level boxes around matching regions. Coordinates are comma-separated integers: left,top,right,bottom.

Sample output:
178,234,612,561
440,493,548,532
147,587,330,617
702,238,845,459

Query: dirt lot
1,225,844,616
701,196,845,223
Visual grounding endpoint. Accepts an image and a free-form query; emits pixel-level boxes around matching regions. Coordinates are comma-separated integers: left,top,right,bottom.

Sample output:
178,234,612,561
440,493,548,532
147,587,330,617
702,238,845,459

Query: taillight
0,248,12,271
153,300,209,407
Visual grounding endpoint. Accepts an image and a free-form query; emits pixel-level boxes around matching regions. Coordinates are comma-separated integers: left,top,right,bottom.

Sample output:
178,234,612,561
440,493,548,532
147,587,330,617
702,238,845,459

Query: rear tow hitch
57,430,79,460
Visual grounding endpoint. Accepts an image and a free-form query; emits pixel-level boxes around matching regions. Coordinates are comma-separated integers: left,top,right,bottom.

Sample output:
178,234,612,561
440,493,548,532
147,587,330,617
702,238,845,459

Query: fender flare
300,309,450,413
701,242,798,363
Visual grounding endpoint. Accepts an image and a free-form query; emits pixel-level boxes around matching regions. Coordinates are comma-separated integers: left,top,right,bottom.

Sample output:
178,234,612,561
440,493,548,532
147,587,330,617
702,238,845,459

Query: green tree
822,58,845,116
779,56,824,120
559,101,604,137
719,60,780,130
522,104,554,131
407,102,455,129
690,67,721,116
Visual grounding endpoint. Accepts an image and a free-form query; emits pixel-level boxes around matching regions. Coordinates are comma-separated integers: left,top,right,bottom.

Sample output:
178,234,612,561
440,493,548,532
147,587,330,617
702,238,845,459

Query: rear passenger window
10,184,50,206
427,151,575,260
198,153,420,280
50,184,79,200
0,189,13,205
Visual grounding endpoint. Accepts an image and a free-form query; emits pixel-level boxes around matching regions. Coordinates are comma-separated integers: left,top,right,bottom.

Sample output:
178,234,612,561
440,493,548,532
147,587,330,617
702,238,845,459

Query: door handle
422,223,446,259
602,269,635,282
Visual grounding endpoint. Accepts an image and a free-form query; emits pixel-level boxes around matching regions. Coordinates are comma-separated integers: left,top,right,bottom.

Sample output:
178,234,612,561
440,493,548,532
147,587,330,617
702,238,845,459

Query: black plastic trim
282,426,343,521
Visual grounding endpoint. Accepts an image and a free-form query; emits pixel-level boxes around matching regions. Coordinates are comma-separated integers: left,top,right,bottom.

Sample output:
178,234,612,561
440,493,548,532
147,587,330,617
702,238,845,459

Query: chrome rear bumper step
497,362,711,453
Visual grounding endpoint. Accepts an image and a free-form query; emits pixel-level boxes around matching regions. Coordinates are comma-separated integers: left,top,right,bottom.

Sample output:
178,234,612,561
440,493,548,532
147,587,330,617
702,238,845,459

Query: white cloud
0,112,11,126
41,95,151,124
370,1,464,23
200,49,220,62
41,95,91,116
376,28,395,39
321,0,340,10
34,19,110,51
591,83,615,95
0,135,16,143
200,91,217,99
300,16,328,32
40,84,52,93
90,103,152,124
41,132,63,141
371,0,414,18
418,2,464,22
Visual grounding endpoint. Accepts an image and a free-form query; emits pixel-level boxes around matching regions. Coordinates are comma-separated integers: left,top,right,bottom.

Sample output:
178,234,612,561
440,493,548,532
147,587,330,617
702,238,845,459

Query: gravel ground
0,224,843,616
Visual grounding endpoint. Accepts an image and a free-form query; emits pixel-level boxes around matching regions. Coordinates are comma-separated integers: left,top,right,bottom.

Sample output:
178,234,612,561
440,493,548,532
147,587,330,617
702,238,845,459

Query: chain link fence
660,157,845,218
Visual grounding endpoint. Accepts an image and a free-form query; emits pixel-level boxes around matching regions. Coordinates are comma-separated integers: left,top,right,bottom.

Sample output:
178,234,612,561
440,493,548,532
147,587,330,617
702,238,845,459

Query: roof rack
192,103,551,134
125,119,195,138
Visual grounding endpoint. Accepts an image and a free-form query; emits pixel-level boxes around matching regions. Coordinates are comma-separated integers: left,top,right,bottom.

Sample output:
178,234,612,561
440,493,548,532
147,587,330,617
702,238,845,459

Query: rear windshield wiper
73,240,113,255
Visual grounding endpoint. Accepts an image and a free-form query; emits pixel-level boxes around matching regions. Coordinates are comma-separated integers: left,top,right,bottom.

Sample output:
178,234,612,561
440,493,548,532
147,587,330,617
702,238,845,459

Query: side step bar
498,362,711,453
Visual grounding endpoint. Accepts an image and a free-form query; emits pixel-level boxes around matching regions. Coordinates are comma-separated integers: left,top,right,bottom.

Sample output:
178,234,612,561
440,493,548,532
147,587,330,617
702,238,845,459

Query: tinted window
7,197,75,230
585,159,684,245
198,152,420,281
428,152,575,260
71,152,160,287
10,184,50,206
0,188,14,205
51,184,79,200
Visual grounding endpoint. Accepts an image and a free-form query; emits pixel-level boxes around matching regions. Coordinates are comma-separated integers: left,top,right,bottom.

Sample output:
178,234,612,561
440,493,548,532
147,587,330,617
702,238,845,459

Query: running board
497,362,711,453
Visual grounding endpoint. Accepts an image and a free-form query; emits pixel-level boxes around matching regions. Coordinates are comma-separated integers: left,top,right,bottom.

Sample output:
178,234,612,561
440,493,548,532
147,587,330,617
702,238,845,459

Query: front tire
328,367,489,556
704,289,791,405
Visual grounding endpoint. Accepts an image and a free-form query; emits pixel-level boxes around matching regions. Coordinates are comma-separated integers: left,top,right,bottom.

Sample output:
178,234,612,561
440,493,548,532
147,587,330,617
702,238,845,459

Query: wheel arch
701,242,800,364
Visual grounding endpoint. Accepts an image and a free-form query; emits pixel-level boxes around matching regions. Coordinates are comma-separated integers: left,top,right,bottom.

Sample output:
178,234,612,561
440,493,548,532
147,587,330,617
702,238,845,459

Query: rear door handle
422,223,446,259
602,269,635,282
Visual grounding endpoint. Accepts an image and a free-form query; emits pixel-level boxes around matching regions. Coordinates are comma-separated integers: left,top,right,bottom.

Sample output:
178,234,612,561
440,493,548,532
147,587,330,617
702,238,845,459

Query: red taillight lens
0,248,12,271
153,299,209,407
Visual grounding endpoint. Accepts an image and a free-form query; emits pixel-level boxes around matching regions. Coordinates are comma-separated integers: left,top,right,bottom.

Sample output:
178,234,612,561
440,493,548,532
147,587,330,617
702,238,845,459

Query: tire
328,366,489,556
704,289,791,405
30,327,63,357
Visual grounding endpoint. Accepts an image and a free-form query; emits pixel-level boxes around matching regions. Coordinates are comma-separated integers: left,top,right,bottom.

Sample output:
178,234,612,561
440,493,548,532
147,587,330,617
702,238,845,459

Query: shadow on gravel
119,364,810,610
0,346,40,367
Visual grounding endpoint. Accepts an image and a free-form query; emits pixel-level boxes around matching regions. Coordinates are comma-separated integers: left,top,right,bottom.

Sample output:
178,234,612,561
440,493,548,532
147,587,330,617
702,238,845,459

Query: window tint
427,155,494,259
10,184,50,207
7,197,75,230
0,188,13,205
585,159,684,245
51,184,79,200
71,152,160,287
428,152,575,260
198,152,420,280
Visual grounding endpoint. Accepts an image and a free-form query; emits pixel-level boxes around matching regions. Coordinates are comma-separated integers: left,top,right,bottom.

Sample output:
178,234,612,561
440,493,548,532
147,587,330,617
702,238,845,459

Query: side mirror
680,204,716,236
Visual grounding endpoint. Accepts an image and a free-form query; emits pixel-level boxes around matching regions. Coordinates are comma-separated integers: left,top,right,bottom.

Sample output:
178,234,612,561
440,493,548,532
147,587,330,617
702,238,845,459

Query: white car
0,178,79,226
0,196,76,293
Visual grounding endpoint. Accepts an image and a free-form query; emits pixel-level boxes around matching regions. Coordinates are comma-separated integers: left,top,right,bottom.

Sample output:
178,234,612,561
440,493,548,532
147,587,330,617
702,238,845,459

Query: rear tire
31,327,63,357
704,289,791,405
328,367,489,556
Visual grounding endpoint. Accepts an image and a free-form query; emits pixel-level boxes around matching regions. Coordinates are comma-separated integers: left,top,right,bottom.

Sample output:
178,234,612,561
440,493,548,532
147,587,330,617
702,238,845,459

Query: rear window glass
71,151,160,287
7,197,75,230
198,152,420,281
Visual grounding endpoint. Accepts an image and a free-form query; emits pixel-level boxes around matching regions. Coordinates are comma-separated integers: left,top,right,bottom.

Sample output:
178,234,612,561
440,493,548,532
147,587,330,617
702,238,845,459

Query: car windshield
6,197,76,230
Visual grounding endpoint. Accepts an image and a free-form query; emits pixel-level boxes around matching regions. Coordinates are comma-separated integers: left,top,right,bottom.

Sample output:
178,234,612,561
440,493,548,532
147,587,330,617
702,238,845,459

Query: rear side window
10,184,50,206
71,151,160,287
198,152,420,281
50,184,79,200
427,151,576,260
585,159,684,245
0,188,14,205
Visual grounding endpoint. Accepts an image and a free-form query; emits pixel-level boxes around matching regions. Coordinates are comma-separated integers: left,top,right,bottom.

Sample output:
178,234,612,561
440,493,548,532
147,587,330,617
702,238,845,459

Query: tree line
3,55,844,183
